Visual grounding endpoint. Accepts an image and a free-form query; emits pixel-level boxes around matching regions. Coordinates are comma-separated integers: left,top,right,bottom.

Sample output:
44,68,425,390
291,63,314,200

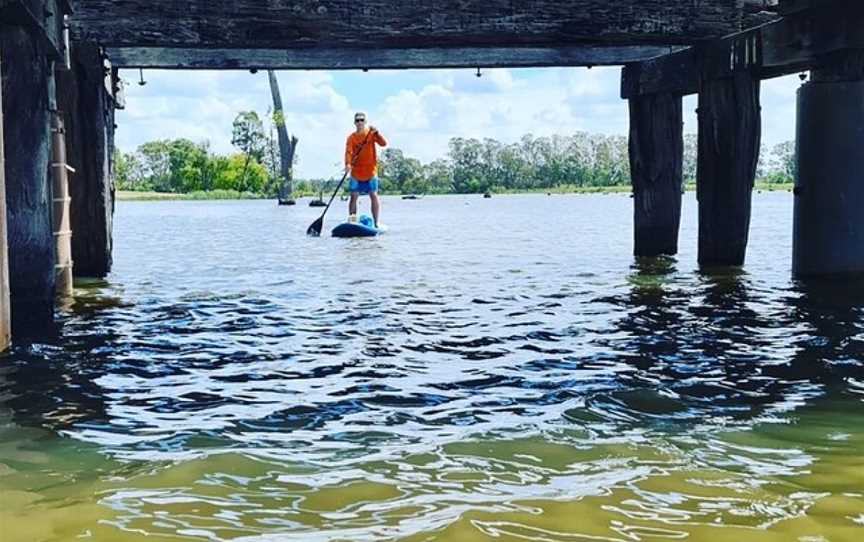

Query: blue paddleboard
331,215,387,238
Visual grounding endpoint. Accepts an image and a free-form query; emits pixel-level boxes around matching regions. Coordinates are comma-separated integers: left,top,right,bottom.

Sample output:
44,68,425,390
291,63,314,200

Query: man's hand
368,125,377,133
344,165,351,176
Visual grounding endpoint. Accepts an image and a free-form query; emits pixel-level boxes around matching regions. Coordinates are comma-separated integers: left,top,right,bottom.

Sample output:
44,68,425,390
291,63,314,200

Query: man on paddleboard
345,112,387,227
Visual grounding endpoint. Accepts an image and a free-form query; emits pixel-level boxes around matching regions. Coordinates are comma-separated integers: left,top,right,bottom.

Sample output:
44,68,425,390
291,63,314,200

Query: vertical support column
56,42,114,277
1,26,55,333
0,45,12,350
628,92,683,257
793,53,864,277
696,71,761,267
51,114,73,296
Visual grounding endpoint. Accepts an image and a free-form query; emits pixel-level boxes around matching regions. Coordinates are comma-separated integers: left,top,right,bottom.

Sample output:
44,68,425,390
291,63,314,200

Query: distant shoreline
117,182,794,202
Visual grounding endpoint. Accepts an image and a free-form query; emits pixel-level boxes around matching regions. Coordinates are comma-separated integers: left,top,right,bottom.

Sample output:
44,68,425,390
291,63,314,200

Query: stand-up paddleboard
331,214,388,238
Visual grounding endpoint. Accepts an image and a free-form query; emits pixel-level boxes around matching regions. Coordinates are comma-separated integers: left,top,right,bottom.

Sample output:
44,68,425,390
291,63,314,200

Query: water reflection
1,196,863,541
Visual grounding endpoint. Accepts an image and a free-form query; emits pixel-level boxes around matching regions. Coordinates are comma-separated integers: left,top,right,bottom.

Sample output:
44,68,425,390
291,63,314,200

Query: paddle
306,129,376,236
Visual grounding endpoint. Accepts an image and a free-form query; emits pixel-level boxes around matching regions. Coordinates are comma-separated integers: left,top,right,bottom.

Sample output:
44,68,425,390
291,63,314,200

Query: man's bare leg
349,192,359,217
370,192,380,227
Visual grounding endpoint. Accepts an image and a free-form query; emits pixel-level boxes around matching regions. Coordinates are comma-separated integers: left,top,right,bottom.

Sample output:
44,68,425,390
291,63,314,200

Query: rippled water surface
2,193,863,541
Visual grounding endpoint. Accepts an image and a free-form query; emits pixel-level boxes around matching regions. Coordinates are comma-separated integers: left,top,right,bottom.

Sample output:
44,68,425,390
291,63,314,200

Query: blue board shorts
349,176,379,195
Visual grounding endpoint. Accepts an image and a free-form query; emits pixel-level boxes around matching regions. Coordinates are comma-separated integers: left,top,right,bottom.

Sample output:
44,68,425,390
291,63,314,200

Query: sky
115,67,803,180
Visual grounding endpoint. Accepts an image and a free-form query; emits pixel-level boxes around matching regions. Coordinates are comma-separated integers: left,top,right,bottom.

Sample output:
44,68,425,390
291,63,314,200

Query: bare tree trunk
267,70,297,201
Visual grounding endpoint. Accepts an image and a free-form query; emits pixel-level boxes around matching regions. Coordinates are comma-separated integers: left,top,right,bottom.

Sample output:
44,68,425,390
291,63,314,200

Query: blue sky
115,67,802,179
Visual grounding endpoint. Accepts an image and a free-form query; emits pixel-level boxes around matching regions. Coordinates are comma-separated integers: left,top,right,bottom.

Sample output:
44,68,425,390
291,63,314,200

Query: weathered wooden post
51,114,74,296
0,45,12,350
626,91,684,256
696,39,762,267
56,43,116,278
793,52,864,276
0,26,56,332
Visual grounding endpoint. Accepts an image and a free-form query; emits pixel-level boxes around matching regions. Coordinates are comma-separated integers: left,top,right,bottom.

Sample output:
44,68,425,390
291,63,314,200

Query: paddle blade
306,216,324,236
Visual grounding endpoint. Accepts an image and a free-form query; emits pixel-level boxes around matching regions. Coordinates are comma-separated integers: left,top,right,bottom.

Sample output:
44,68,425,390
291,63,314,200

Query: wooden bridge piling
696,72,762,267
628,92,684,257
56,42,116,278
0,25,56,335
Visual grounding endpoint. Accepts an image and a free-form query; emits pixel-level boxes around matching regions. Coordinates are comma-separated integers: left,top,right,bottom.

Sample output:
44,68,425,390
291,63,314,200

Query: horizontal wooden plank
69,0,775,50
104,45,673,70
622,3,864,98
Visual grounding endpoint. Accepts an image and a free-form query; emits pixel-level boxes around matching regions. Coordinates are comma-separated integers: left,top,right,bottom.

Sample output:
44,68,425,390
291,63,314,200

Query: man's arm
370,127,387,147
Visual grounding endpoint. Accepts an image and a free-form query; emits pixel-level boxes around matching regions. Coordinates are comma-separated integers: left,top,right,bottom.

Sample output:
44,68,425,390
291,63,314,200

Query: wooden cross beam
64,1,781,70
103,45,675,71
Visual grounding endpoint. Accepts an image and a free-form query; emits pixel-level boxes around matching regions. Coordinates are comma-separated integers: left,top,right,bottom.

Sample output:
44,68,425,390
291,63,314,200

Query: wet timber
1,25,56,332
56,43,116,277
0,47,10,350
622,0,863,269
66,0,779,70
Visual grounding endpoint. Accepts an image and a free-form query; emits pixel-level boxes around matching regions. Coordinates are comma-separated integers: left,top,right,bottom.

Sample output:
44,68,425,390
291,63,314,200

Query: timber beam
69,1,779,51
621,1,864,98
105,45,674,71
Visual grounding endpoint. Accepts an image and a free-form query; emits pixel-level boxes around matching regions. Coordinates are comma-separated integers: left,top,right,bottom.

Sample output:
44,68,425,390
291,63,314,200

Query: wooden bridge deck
65,0,779,69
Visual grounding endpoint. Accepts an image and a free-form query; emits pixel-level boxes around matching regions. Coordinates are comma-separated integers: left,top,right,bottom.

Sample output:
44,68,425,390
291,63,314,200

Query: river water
1,193,863,541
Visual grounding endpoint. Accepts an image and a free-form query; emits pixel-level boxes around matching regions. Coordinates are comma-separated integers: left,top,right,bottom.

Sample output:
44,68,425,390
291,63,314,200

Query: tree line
116,127,797,196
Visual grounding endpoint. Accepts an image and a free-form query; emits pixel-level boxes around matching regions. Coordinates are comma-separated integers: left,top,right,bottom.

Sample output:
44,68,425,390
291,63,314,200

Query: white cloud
116,67,800,180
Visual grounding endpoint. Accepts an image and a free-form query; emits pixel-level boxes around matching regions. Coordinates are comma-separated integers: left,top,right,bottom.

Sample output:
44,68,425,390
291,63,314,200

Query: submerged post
793,53,864,277
627,92,684,256
696,70,761,267
56,43,115,278
0,26,56,333
0,46,12,350
51,114,74,296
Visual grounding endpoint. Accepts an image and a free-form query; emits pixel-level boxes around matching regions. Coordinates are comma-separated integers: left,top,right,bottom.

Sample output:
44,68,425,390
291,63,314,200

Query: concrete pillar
793,67,864,276
0,45,12,351
628,92,683,257
1,26,55,333
696,71,761,267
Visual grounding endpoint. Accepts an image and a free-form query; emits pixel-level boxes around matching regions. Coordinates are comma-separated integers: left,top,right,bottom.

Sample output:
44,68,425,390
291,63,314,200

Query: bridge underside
65,0,778,69
4,0,864,353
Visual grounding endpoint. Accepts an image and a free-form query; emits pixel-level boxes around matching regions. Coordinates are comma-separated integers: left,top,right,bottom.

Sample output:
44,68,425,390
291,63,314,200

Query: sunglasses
354,118,365,123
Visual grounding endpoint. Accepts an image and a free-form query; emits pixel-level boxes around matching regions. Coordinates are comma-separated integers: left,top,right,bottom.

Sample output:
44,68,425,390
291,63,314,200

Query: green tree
137,140,172,191
231,111,266,192
214,154,268,192
380,148,423,194
773,140,796,183
449,137,486,193
423,159,453,194
114,149,146,191
683,133,698,184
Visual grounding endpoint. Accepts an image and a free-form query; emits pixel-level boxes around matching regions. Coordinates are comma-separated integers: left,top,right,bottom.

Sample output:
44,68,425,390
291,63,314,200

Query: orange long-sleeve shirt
345,128,387,181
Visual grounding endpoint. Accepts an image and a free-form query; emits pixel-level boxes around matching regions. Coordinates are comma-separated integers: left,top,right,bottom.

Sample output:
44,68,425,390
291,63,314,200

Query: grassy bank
117,190,268,201
118,182,795,201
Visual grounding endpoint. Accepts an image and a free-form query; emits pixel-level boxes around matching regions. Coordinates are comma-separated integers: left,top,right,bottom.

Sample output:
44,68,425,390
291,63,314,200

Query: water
1,193,863,541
